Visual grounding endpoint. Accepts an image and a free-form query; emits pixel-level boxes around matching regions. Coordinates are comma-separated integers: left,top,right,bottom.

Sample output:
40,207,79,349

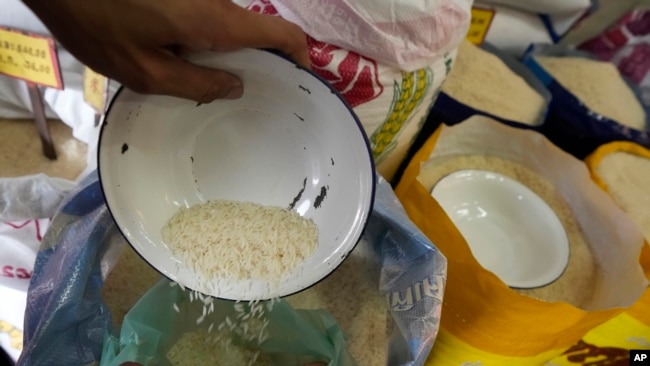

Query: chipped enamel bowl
98,49,376,301
431,169,569,289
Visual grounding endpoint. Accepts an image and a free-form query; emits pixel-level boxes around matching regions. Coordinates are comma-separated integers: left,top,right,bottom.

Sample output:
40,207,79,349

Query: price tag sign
0,27,63,89
83,67,108,113
466,7,496,46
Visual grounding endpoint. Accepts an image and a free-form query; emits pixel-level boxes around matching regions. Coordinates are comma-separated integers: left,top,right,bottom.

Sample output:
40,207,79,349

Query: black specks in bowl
289,177,308,209
314,185,329,209
121,143,129,154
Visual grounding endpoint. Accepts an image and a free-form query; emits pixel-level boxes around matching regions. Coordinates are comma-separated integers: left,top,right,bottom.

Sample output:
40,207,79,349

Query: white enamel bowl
98,49,376,301
431,169,569,289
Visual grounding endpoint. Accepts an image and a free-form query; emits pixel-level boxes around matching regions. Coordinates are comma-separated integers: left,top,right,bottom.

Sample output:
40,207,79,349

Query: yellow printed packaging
546,142,650,365
395,117,648,365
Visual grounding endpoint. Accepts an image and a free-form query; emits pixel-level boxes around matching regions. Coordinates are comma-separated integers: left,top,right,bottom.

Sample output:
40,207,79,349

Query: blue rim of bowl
97,48,377,301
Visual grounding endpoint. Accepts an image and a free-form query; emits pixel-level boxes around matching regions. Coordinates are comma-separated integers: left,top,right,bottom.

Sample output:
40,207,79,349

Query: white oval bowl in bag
431,169,570,289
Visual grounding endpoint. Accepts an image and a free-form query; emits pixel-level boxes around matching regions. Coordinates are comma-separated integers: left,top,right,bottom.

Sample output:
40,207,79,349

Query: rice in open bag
543,141,650,365
18,172,447,366
395,116,648,365
523,44,650,159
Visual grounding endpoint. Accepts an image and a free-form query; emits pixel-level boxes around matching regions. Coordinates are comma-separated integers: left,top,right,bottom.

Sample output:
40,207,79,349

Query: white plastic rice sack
477,3,554,58
267,0,472,71
246,0,468,180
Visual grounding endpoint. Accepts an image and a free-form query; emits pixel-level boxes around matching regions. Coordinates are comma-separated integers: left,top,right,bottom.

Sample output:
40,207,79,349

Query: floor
0,118,87,180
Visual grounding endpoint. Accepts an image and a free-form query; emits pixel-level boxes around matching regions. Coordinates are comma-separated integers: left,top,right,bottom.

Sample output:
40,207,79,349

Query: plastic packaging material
473,1,592,57
19,172,447,366
365,175,448,366
18,173,122,366
523,43,650,159
477,3,554,57
268,0,472,71
101,279,354,366
0,219,49,362
0,174,75,222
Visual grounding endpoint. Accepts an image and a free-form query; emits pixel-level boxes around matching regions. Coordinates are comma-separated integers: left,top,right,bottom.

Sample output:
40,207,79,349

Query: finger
129,50,244,103
219,6,310,68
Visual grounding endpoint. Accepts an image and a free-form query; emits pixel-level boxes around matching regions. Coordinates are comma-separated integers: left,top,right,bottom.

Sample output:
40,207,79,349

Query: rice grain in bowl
98,48,376,301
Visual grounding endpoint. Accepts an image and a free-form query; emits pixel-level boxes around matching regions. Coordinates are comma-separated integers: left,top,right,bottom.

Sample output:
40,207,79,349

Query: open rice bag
19,172,447,366
427,41,551,130
543,141,650,364
395,116,648,365
522,44,650,159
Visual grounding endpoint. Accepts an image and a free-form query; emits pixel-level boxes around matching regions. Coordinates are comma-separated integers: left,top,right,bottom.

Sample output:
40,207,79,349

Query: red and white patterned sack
0,219,49,361
245,0,471,180
0,173,74,361
579,8,650,106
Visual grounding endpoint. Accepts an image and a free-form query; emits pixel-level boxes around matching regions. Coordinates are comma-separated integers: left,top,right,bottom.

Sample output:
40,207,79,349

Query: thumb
130,50,244,103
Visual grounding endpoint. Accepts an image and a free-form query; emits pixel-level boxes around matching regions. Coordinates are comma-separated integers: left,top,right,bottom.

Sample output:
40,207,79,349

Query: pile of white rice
168,295,275,366
441,40,546,125
168,329,273,366
536,56,647,131
596,152,650,242
161,199,319,284
286,239,389,364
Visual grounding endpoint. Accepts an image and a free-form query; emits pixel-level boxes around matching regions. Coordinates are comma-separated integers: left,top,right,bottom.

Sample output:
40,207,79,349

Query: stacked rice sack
244,0,472,181
473,0,593,57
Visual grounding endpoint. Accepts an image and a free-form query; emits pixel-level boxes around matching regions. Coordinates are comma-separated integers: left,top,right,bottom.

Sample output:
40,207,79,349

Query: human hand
23,0,310,103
